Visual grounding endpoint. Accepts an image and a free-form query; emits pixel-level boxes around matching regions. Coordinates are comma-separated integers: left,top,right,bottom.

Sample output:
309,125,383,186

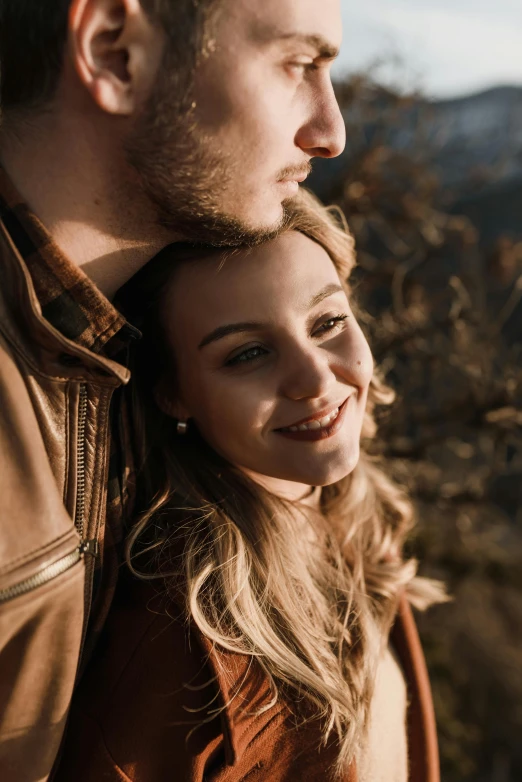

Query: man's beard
124,67,290,248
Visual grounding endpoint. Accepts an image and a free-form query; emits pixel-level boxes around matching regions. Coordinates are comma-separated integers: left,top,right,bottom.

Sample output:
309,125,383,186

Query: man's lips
282,172,308,183
273,398,351,442
277,162,312,185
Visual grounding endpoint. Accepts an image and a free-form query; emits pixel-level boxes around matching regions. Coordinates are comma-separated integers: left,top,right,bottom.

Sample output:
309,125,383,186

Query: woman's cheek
198,383,254,446
355,328,374,385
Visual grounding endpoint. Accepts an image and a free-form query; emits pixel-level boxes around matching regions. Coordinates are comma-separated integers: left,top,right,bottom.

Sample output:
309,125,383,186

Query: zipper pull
79,539,99,557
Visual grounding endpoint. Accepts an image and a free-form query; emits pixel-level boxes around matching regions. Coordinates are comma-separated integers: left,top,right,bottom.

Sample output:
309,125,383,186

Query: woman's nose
279,346,335,401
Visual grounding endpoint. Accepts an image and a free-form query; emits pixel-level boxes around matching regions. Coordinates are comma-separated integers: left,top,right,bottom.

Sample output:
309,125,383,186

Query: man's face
125,0,345,245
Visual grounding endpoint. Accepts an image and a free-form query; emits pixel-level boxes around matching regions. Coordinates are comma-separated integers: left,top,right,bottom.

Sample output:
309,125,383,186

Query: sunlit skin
157,232,374,501
189,0,346,230
0,0,346,297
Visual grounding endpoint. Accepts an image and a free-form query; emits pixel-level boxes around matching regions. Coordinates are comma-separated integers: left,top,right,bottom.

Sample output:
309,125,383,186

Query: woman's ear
154,376,190,421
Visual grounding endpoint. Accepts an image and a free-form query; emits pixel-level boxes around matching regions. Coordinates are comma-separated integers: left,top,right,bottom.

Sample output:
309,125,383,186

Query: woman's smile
274,395,353,441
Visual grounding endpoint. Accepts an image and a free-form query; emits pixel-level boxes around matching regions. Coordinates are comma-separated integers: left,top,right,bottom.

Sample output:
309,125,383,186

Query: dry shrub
312,75,522,782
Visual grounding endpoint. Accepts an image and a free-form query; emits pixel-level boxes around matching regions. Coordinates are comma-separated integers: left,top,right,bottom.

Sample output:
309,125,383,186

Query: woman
56,190,447,781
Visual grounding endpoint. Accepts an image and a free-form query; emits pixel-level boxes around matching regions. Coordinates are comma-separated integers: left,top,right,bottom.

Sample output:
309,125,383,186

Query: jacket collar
198,633,288,767
199,596,427,781
0,166,140,381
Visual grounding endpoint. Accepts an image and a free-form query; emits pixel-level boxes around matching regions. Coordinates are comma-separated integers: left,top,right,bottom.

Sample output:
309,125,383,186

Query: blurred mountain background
308,75,522,782
312,84,522,246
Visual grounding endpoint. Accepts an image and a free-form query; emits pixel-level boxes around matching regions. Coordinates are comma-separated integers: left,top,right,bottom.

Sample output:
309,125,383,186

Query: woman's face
159,231,373,494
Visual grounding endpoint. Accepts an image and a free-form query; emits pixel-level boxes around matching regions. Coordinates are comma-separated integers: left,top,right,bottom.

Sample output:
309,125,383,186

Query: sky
333,0,522,98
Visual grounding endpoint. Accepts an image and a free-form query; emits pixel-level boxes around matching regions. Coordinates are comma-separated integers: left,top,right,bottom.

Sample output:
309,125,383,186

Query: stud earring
176,419,188,435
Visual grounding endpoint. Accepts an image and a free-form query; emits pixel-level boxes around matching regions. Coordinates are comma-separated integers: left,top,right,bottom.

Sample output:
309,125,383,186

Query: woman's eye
225,345,268,367
314,314,349,336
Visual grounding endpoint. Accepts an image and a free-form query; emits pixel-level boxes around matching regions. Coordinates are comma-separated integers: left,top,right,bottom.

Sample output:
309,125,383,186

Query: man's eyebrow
198,322,263,349
255,24,340,60
307,283,344,310
277,33,340,60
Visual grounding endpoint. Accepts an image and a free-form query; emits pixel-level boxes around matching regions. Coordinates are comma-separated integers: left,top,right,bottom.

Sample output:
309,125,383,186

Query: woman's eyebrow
198,285,344,348
198,322,263,349
307,283,344,310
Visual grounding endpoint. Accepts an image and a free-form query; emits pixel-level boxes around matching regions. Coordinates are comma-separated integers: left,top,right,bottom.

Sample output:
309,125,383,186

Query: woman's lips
274,397,351,442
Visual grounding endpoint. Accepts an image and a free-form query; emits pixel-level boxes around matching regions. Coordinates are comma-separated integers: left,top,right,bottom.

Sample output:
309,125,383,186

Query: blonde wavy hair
119,188,447,777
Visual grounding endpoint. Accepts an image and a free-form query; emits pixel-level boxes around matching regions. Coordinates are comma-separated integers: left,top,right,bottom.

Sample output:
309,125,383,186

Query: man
0,0,345,779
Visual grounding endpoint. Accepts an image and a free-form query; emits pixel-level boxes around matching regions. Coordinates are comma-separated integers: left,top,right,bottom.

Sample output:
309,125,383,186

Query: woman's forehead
167,231,341,309
160,232,349,356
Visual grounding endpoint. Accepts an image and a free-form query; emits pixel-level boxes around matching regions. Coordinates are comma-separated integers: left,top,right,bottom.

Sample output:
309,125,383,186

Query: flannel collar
0,166,140,362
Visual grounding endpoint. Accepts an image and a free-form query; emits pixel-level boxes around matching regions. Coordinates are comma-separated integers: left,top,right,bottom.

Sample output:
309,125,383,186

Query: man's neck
0,112,177,300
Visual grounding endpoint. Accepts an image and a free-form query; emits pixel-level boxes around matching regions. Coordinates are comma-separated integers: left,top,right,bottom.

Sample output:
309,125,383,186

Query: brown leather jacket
0,215,130,781
55,574,440,782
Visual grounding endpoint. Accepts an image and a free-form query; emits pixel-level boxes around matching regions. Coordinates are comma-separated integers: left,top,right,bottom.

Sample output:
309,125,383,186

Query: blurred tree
313,75,522,782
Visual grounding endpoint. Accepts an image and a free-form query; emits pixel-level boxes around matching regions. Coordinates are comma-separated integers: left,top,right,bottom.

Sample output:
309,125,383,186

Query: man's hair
0,0,217,115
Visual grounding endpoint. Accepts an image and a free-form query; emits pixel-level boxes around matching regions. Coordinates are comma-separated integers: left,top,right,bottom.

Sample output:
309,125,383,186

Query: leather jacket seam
0,529,78,576
0,323,120,386
0,226,130,384
0,322,85,383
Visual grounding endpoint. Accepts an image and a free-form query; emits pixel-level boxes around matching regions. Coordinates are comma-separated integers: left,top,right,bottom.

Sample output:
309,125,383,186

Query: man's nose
280,347,335,401
295,78,346,160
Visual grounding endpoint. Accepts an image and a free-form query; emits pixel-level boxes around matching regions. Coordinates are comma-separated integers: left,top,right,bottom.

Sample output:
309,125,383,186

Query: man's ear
154,376,190,421
68,0,164,115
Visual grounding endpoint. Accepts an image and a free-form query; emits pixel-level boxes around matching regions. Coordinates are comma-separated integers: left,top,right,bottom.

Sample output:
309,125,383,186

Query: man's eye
225,346,268,367
314,314,349,336
287,61,316,75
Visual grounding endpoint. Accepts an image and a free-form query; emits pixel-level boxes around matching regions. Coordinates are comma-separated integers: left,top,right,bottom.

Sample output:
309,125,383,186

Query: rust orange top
55,573,439,782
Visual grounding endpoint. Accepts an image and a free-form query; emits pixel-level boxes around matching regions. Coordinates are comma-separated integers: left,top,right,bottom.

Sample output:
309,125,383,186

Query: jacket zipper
75,383,88,540
75,381,102,679
75,384,99,556
0,384,98,606
0,546,84,605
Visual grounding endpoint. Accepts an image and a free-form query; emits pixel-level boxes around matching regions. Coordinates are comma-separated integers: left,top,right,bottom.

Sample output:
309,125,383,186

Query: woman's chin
232,440,362,494
272,444,362,488
312,458,360,487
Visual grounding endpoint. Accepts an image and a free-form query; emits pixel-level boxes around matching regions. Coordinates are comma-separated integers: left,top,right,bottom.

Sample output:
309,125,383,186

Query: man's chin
233,203,290,247
172,199,292,248
228,195,300,246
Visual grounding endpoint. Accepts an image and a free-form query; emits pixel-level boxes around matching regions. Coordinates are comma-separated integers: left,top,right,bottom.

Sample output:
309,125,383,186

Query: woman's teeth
284,407,340,432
